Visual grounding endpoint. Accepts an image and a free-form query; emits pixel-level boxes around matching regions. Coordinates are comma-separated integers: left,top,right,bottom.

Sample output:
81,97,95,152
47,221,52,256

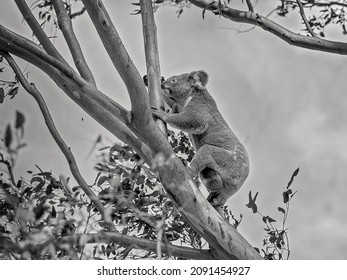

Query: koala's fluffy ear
190,70,209,87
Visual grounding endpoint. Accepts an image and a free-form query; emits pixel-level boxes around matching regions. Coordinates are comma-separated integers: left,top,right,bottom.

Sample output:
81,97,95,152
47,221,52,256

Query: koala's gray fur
152,70,249,215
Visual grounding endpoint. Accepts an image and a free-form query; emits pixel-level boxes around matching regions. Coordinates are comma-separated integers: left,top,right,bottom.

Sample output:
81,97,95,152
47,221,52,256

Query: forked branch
81,0,152,126
52,0,96,85
0,24,154,165
81,0,173,160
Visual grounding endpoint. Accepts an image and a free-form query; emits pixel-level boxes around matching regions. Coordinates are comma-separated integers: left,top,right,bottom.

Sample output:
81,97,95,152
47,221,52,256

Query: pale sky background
1,1,347,259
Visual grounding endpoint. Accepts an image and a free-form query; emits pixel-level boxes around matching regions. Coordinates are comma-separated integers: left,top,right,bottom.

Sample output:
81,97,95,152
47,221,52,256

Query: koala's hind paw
207,191,224,207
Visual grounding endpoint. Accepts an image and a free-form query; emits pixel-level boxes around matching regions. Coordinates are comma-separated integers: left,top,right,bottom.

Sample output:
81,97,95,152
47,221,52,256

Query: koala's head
161,70,208,102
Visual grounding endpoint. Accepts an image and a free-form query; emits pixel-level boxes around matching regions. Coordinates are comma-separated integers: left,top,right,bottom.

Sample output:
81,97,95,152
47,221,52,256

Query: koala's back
187,88,243,152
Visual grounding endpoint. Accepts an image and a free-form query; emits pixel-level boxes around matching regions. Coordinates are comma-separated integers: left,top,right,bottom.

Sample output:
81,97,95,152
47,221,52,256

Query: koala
151,70,249,215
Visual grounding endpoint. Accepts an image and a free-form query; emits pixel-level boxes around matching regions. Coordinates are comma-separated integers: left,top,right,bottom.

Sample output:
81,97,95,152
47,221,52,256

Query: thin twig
245,0,254,12
296,0,316,36
1,51,116,232
0,154,19,193
156,213,166,259
70,7,86,19
80,208,94,259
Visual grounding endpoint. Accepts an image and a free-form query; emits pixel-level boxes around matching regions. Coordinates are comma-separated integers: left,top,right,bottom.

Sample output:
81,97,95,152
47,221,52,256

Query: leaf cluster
276,0,347,37
92,130,204,258
0,110,26,166
0,115,206,259
246,168,299,260
0,62,20,105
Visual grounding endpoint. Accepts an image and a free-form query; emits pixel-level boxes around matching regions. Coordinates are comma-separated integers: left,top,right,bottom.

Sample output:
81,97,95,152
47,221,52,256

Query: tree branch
140,0,167,135
6,232,213,260
1,51,116,231
285,0,347,9
0,24,77,83
52,0,96,85
61,232,213,259
188,0,347,55
245,0,254,12
14,0,67,63
296,0,316,37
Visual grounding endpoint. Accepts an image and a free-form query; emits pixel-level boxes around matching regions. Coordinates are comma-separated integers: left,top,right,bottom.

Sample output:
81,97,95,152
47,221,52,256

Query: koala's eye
171,78,177,83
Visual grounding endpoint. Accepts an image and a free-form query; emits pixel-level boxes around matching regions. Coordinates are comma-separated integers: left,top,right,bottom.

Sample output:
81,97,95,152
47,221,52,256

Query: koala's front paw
151,107,167,121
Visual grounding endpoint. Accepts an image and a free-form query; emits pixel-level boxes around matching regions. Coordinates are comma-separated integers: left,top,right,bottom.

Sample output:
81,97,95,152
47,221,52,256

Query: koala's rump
198,145,249,205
